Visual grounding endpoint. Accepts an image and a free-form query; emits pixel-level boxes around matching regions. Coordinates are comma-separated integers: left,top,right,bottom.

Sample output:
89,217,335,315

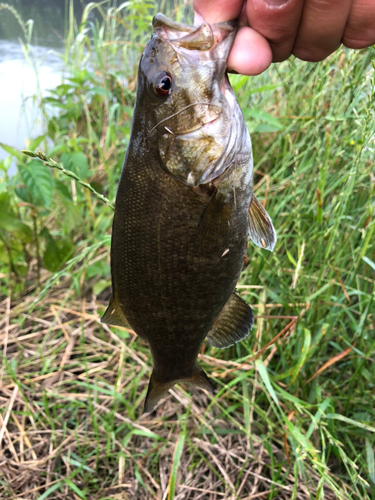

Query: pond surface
0,0,97,168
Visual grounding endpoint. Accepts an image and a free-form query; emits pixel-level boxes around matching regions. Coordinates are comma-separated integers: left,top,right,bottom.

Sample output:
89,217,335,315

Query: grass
0,1,374,499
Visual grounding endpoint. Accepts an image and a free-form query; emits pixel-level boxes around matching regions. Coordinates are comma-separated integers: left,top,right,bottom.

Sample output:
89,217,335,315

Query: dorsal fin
101,297,129,328
206,293,253,349
248,194,277,251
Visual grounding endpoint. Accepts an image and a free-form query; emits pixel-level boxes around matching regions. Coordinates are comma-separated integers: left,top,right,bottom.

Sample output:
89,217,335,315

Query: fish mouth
152,13,237,62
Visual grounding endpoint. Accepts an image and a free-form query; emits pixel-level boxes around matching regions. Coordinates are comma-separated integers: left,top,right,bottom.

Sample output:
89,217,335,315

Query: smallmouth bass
102,14,276,413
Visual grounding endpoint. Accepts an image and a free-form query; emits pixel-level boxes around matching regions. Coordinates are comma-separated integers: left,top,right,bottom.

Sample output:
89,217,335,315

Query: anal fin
248,194,277,251
101,296,129,328
206,293,253,349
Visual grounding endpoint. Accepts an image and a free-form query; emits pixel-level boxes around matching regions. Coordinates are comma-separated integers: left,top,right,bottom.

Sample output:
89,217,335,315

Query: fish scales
102,14,277,412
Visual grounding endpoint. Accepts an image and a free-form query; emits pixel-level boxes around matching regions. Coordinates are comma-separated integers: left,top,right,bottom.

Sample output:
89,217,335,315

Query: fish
102,13,276,413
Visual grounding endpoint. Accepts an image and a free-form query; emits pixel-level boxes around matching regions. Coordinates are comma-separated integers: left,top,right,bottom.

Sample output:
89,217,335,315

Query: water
0,0,191,171
0,0,90,169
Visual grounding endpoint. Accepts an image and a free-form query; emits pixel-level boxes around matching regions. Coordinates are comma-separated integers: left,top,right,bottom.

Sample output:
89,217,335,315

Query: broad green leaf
15,186,34,204
0,193,32,240
27,134,46,151
85,260,110,279
42,228,74,272
91,86,111,96
61,151,88,178
55,179,71,201
0,142,24,161
19,160,54,208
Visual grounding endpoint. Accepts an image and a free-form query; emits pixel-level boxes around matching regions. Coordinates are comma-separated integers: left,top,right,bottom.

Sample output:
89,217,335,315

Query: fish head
137,14,250,187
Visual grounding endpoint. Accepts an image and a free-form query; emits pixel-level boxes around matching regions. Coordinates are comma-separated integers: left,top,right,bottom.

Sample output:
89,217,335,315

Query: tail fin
144,373,174,413
187,363,215,393
143,364,215,413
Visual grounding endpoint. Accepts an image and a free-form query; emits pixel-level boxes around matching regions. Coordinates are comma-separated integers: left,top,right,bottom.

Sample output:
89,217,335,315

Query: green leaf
290,329,311,383
255,359,280,408
132,428,163,440
366,439,375,484
325,414,375,433
19,160,54,208
15,186,34,204
286,250,297,267
27,134,46,151
0,142,24,161
65,478,86,499
42,228,74,272
254,123,283,133
61,151,89,178
0,193,32,240
55,179,71,201
306,398,332,439
168,432,186,500
283,417,317,454
93,279,111,296
37,481,62,500
362,256,375,271
244,109,284,130
91,86,111,96
85,260,110,279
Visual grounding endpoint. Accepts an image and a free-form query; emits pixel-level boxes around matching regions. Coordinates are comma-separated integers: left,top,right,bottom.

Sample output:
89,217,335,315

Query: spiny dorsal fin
206,293,253,349
248,194,277,251
101,297,129,328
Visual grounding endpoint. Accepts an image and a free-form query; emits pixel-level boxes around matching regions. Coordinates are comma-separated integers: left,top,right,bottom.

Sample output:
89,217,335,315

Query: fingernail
266,0,290,5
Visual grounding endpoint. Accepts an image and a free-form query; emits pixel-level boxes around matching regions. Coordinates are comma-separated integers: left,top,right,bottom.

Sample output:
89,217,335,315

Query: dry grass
0,279,350,500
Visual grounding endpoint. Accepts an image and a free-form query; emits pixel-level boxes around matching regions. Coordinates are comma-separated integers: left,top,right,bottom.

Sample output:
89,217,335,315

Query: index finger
193,0,272,75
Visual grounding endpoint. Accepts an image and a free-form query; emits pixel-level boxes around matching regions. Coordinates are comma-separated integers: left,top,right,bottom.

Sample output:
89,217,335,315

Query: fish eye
153,72,172,97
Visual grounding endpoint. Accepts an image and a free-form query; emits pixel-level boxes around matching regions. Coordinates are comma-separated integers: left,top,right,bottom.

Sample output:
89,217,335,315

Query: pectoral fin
248,194,277,252
206,293,253,349
101,297,129,328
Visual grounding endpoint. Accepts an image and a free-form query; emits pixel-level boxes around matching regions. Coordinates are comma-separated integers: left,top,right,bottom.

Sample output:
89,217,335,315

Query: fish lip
152,13,237,54
153,13,236,34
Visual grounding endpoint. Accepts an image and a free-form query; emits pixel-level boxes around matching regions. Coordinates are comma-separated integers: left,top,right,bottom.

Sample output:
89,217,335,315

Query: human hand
194,0,375,75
